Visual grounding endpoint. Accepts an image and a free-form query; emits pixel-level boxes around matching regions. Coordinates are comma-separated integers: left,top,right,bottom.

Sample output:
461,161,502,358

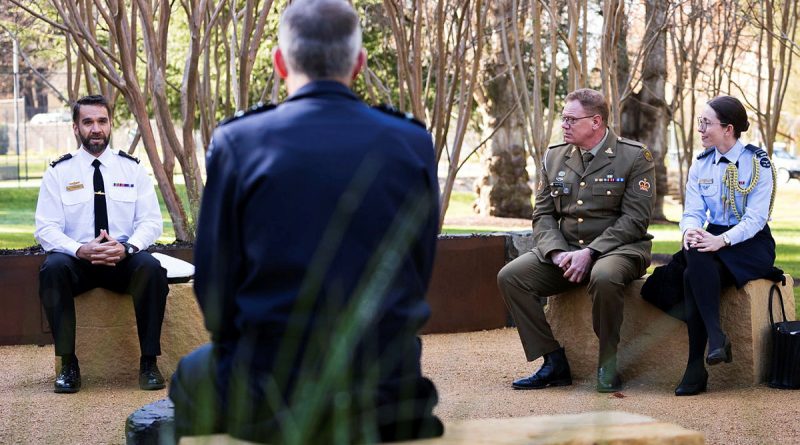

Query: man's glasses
561,115,596,126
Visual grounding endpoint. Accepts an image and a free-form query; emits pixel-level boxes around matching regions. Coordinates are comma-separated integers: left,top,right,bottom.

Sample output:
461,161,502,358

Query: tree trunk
475,0,532,218
620,0,668,221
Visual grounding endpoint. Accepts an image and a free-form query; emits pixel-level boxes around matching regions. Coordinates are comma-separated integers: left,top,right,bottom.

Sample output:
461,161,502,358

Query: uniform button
577,200,583,205
578,218,584,223
606,190,612,195
580,181,586,187
579,240,584,244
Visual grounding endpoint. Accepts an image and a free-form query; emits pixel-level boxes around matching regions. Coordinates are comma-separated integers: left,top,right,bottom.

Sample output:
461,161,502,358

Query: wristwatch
122,242,139,257
721,233,731,247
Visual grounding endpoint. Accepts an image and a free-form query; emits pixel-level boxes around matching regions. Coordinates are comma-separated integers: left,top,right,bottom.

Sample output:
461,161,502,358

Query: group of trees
1,0,799,238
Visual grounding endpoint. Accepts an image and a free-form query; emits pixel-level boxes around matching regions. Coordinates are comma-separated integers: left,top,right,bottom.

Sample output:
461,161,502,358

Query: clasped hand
77,230,125,266
682,228,725,252
551,249,594,283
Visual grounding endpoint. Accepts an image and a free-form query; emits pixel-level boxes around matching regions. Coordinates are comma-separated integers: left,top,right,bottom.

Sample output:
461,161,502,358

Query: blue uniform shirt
680,140,774,245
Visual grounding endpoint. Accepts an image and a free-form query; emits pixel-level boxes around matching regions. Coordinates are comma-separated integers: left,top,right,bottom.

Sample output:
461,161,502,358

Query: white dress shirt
34,147,163,256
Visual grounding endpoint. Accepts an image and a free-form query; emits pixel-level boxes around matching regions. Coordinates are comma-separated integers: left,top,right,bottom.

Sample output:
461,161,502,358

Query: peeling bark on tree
474,0,532,219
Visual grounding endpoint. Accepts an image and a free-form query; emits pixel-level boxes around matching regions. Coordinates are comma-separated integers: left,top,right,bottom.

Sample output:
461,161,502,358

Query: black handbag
767,283,800,389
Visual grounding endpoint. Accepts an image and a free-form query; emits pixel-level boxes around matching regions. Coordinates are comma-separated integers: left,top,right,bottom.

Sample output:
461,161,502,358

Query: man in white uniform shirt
35,95,168,393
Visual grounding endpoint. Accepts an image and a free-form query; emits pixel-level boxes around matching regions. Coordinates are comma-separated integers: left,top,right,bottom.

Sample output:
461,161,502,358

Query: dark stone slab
126,398,175,445
504,230,534,262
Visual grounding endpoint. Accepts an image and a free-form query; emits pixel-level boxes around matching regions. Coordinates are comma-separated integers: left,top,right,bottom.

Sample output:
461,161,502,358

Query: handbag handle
768,283,788,329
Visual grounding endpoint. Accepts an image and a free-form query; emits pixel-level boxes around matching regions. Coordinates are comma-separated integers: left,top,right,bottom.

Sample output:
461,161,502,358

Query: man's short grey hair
278,0,362,79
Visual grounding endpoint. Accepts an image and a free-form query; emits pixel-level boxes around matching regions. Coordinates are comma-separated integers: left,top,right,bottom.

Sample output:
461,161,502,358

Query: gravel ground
2,328,799,444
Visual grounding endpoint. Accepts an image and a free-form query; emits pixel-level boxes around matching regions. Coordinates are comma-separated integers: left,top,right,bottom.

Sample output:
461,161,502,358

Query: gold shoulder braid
722,156,777,220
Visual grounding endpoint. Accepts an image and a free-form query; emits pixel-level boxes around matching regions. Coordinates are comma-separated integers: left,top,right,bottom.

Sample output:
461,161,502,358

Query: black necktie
92,159,109,238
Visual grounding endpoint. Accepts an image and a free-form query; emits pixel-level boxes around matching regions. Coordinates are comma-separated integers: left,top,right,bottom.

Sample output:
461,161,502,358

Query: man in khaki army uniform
498,88,655,393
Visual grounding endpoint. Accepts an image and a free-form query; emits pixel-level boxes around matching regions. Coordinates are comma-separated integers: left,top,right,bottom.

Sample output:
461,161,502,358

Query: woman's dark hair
708,96,749,138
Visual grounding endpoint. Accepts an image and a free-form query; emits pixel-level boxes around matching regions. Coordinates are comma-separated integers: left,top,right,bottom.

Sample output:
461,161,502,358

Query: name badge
65,181,84,191
699,178,714,185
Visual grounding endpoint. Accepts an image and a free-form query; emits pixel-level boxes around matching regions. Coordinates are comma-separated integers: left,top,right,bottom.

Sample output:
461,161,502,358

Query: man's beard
80,133,110,155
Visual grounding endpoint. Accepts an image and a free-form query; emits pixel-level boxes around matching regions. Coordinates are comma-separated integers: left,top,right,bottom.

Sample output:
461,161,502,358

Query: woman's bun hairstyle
708,96,749,138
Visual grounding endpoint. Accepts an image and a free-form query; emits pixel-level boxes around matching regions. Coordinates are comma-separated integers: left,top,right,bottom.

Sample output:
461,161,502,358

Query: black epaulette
547,142,569,150
219,102,277,126
372,104,426,129
49,153,72,168
616,136,645,148
118,150,140,164
744,144,771,168
743,144,767,158
696,147,715,160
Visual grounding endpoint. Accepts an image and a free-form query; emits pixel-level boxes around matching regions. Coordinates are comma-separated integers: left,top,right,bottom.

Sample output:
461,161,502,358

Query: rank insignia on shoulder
760,157,771,168
744,144,767,158
372,104,426,129
638,178,651,192
617,137,645,148
118,150,140,164
696,147,715,159
50,153,72,167
642,148,653,162
219,102,277,126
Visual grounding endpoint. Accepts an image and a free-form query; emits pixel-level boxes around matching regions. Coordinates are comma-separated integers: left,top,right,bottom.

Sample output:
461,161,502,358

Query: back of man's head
278,0,362,80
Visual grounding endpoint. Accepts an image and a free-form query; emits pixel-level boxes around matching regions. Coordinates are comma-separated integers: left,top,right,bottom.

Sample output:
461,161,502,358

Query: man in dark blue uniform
169,0,443,442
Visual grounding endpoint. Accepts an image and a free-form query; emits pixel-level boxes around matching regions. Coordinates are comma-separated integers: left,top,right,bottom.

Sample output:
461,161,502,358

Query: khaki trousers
497,252,643,366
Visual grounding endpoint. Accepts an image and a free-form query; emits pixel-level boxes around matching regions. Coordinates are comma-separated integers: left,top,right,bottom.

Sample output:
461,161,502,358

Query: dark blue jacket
193,80,441,435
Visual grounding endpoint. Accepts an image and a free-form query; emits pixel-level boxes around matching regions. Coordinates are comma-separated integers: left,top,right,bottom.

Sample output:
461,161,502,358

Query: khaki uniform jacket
532,129,655,265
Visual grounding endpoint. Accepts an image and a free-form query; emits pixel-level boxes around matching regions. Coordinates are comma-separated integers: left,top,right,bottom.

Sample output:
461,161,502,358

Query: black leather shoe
596,366,622,393
512,347,572,390
54,360,81,394
706,339,732,366
139,357,166,390
675,369,708,396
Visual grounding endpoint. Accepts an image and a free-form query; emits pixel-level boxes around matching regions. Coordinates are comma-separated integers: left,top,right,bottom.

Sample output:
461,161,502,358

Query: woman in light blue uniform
676,96,776,396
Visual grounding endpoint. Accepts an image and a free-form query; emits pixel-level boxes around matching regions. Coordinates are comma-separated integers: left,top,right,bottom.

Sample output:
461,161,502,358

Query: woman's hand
683,228,703,250
684,229,725,252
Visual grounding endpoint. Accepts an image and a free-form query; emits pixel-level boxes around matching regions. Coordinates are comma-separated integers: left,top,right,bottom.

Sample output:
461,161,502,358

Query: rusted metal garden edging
0,234,513,345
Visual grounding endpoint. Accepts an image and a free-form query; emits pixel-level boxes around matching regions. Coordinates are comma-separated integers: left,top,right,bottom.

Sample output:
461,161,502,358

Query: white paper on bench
151,252,195,279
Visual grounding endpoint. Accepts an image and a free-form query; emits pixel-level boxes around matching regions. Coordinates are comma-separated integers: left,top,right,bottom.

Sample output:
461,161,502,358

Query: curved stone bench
124,402,703,445
176,413,703,444
547,275,796,387
54,282,209,383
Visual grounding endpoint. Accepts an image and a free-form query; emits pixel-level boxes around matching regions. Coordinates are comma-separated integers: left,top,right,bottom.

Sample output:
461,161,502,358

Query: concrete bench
55,282,209,382
547,276,796,387
125,401,704,445
168,411,702,444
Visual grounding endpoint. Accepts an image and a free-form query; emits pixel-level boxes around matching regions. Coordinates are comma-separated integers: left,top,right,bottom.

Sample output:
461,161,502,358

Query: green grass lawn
3,182,800,317
0,185,188,248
